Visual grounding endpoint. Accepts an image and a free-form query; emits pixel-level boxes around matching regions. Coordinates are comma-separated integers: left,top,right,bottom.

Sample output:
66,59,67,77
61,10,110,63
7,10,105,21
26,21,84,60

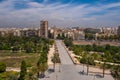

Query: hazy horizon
0,0,120,28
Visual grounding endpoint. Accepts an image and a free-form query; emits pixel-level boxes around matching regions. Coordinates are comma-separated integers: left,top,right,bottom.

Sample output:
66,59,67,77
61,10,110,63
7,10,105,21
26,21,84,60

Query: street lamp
56,74,58,80
93,74,96,80
83,63,84,74
59,63,61,72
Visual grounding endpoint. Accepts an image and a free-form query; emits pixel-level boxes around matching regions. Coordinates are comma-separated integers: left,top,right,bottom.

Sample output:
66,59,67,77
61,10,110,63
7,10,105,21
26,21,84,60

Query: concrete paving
56,40,73,65
39,40,114,80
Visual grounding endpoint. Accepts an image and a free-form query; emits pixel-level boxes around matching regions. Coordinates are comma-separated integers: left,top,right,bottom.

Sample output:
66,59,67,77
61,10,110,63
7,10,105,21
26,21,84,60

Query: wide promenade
40,40,114,80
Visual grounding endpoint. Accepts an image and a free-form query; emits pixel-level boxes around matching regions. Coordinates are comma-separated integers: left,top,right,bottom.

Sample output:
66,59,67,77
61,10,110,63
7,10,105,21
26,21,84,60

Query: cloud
104,2,120,9
27,2,44,8
82,18,96,21
0,0,120,28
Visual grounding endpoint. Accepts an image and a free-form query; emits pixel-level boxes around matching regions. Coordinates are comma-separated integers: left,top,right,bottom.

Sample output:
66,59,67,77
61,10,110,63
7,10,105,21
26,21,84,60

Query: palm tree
102,51,112,77
37,51,48,78
51,53,60,71
86,61,89,75
28,67,37,80
101,53,106,78
86,54,94,75
102,61,106,78
80,52,94,75
37,60,48,78
84,52,95,75
111,65,120,80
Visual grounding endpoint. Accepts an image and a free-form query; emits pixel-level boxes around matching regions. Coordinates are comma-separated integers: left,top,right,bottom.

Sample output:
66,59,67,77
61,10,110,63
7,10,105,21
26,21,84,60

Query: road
40,40,114,80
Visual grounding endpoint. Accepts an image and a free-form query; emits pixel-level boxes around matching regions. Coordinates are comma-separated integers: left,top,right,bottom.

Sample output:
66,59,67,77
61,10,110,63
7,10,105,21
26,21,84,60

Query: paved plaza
39,40,114,80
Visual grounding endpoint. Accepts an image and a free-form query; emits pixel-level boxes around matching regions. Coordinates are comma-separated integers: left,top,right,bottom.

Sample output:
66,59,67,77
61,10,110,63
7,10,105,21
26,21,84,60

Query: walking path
48,45,55,65
40,40,114,80
56,40,73,65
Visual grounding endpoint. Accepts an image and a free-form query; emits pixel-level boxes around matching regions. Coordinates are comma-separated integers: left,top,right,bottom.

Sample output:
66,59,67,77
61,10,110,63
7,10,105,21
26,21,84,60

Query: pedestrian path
39,40,114,80
55,40,73,65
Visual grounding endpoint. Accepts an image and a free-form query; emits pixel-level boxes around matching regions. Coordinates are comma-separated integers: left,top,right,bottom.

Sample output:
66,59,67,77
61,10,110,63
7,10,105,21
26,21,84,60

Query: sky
0,0,120,28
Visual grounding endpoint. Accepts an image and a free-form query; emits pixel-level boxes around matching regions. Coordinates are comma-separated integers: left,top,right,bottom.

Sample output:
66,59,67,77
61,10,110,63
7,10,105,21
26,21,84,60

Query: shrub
0,62,6,73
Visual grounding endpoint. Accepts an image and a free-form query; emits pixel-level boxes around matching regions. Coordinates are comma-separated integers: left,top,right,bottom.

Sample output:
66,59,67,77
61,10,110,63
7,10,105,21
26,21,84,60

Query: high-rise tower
40,21,48,38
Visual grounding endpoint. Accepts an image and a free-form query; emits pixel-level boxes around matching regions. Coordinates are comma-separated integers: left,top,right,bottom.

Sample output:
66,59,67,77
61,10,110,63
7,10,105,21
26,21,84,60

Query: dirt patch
73,40,120,46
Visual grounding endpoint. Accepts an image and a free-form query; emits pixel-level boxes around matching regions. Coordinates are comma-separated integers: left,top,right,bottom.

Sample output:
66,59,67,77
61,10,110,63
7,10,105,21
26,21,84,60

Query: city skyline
0,0,120,28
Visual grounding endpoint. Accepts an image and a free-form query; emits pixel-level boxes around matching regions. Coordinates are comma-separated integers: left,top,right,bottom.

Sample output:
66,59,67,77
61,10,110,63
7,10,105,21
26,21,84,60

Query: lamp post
93,74,96,80
83,63,84,73
59,63,61,72
56,74,58,80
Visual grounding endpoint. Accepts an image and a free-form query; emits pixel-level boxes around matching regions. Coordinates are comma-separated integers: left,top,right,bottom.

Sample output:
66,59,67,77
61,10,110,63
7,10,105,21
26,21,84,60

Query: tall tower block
40,21,48,38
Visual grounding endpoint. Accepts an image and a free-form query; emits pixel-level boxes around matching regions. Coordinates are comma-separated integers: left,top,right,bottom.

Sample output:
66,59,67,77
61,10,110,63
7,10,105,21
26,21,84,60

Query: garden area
0,53,39,68
0,35,54,80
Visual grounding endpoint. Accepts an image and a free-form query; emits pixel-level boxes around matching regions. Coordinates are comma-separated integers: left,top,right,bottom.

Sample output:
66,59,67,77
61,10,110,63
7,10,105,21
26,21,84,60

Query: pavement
56,40,73,65
48,44,55,65
39,40,114,80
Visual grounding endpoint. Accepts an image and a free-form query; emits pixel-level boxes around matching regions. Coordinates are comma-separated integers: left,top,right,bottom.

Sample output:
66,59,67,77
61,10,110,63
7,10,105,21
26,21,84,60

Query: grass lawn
0,53,40,68
0,71,19,80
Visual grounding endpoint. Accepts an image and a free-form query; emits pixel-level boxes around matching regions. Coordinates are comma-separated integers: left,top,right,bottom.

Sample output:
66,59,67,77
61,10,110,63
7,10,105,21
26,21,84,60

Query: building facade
21,28,38,37
40,21,48,38
117,26,120,36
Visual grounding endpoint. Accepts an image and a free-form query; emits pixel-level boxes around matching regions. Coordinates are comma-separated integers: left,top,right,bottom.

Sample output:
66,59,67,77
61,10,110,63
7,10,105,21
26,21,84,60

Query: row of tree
97,35,120,41
85,33,120,41
79,51,120,80
51,43,61,72
72,44,120,63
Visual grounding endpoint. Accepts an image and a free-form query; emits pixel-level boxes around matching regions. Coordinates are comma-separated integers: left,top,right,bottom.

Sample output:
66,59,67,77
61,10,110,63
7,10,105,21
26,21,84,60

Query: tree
113,53,120,63
85,33,94,40
24,41,34,53
102,54,107,78
111,65,120,80
80,53,95,75
0,62,6,73
27,67,37,80
105,44,111,50
73,45,84,55
64,38,73,47
18,60,27,80
12,45,20,53
51,53,60,71
86,54,95,75
57,33,66,39
40,63,48,76
85,45,93,51
102,61,106,78
37,53,48,78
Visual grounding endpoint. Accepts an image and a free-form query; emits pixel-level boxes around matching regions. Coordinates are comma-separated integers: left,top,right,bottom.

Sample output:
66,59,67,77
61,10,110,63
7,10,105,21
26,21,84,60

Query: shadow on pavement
78,71,103,79
39,74,45,79
78,71,87,75
47,68,55,74
95,74,103,78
